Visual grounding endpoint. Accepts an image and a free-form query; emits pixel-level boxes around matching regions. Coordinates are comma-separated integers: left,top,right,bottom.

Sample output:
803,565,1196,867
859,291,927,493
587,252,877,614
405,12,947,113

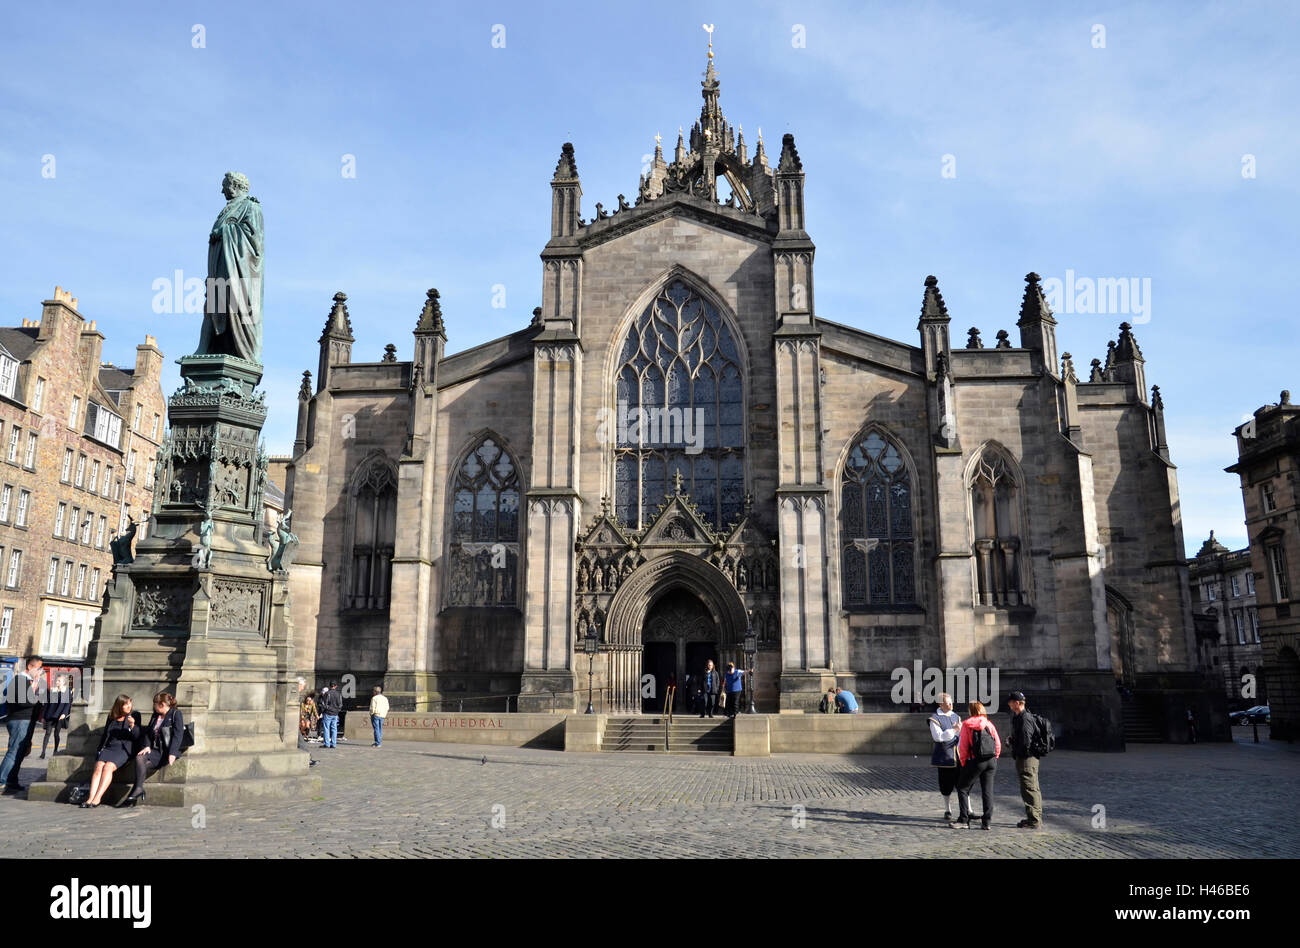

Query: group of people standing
300,681,345,747
684,659,747,718
1,656,73,794
927,690,1051,830
299,682,390,747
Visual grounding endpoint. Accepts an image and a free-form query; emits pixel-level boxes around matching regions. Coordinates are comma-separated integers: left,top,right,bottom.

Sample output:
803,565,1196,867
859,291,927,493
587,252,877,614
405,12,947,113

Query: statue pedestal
31,356,318,806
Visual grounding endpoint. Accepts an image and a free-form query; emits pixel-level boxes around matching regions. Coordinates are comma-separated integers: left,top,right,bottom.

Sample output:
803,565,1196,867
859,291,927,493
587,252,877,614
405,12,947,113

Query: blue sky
1,1,1296,555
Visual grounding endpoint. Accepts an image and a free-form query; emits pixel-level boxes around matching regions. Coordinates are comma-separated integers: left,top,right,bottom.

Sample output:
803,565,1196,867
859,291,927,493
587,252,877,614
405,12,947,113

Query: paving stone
1,735,1294,858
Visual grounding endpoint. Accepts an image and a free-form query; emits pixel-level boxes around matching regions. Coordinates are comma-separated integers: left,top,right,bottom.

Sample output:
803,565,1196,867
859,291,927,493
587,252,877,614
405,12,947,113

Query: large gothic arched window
614,280,744,530
345,456,397,611
841,429,915,607
969,446,1027,606
445,436,520,607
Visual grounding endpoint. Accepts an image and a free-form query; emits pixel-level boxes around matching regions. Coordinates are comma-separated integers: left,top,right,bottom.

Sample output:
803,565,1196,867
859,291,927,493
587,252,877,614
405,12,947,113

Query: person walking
699,660,721,718
723,662,745,718
40,674,73,758
119,692,186,807
927,692,962,823
319,682,343,748
954,700,1001,830
369,686,389,747
833,686,860,713
84,695,142,808
0,656,44,793
1007,691,1047,829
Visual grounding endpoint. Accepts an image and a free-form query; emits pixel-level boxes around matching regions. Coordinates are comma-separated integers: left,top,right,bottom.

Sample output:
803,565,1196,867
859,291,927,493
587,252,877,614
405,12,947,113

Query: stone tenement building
1189,531,1261,707
286,52,1207,747
0,287,165,665
1228,391,1300,739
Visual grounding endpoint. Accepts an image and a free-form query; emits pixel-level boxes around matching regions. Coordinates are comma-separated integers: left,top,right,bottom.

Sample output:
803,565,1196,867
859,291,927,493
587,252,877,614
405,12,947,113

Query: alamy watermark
595,401,705,455
890,660,999,710
1041,270,1152,324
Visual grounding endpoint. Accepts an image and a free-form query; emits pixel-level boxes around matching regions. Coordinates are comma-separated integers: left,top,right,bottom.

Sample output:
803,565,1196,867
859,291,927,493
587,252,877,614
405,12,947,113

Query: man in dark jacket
1007,691,1044,829
320,682,343,747
698,660,721,719
0,656,44,792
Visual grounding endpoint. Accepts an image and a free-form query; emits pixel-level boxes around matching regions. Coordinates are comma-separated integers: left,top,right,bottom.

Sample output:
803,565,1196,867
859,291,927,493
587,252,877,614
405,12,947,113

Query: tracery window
446,437,519,607
614,280,744,530
969,448,1026,606
345,458,397,611
841,430,915,607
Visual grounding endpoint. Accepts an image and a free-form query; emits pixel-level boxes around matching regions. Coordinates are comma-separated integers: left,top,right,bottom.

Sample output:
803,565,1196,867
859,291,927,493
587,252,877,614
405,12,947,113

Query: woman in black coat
84,695,140,808
39,674,73,758
119,691,185,807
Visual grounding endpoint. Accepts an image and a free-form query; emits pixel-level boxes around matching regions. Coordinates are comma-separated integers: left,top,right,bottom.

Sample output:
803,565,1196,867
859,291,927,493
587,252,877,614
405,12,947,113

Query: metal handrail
663,684,676,752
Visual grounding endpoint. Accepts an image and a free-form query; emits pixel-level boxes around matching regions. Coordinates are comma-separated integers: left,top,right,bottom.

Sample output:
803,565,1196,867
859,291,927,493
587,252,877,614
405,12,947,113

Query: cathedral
285,48,1207,748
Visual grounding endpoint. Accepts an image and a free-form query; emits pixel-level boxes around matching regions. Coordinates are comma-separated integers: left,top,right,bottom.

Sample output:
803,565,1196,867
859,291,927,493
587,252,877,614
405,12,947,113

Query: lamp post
584,627,598,714
744,617,757,715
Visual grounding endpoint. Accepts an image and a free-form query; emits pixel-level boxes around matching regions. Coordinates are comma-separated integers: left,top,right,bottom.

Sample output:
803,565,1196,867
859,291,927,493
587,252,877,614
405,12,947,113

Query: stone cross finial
671,470,685,495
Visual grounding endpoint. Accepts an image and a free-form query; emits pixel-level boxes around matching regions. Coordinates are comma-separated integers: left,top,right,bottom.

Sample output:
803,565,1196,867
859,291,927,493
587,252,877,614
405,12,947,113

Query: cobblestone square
2,732,1295,858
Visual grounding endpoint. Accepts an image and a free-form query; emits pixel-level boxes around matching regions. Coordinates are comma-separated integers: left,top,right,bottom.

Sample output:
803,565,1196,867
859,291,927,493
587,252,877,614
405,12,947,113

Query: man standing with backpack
1007,690,1053,830
319,681,343,748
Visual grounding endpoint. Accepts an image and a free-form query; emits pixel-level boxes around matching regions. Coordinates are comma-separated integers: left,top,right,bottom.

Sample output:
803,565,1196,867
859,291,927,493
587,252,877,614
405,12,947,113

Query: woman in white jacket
927,693,962,823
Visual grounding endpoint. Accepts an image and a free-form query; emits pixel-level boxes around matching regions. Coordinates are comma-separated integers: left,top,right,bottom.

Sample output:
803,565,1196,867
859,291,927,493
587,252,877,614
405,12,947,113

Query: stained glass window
841,430,915,607
447,437,520,607
613,280,744,529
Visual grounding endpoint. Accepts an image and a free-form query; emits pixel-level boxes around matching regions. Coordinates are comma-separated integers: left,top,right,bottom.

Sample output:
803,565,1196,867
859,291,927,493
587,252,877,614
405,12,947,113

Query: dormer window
0,354,17,400
86,402,122,449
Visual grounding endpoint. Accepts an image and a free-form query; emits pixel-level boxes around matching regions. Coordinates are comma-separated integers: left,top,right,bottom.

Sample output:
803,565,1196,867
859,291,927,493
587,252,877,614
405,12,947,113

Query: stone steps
602,715,733,754
29,749,319,807
1122,699,1164,744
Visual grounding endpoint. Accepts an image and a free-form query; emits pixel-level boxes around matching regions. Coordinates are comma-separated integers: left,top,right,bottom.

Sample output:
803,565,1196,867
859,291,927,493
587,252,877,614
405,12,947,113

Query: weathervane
703,23,714,57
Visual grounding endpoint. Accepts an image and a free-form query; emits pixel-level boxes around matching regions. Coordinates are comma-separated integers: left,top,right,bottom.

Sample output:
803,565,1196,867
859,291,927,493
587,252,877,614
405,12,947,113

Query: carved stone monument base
32,352,318,805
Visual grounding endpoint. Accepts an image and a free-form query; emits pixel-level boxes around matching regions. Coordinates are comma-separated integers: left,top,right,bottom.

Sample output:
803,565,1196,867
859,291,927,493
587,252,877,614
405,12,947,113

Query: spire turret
1016,272,1059,376
549,143,582,239
317,291,354,392
1107,321,1148,401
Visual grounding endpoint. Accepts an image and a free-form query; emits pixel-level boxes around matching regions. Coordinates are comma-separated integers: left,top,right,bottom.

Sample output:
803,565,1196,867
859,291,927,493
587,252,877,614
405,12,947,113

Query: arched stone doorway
641,589,718,714
603,551,749,713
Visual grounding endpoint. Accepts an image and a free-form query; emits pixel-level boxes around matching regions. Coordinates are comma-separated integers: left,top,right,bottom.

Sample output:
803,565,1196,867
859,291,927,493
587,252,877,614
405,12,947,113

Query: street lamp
743,617,757,715
584,627,598,714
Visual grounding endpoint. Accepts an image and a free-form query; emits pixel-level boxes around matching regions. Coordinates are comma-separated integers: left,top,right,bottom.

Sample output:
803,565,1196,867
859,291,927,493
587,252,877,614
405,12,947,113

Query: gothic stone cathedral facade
286,54,1202,747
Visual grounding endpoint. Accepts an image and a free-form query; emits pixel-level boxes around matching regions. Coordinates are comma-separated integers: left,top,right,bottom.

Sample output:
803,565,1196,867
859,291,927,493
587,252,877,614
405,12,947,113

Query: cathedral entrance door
641,643,675,714
641,589,717,714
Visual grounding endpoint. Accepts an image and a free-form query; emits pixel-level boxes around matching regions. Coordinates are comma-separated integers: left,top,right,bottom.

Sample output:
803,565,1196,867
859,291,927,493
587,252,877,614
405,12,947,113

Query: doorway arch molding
605,550,749,647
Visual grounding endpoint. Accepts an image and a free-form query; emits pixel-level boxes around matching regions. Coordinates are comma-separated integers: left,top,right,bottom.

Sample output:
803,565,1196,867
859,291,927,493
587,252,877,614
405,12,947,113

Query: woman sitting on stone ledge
118,692,186,808
82,695,141,809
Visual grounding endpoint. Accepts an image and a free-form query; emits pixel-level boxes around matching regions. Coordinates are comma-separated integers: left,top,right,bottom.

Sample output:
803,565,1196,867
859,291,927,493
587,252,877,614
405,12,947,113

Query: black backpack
970,725,995,761
1030,713,1055,757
